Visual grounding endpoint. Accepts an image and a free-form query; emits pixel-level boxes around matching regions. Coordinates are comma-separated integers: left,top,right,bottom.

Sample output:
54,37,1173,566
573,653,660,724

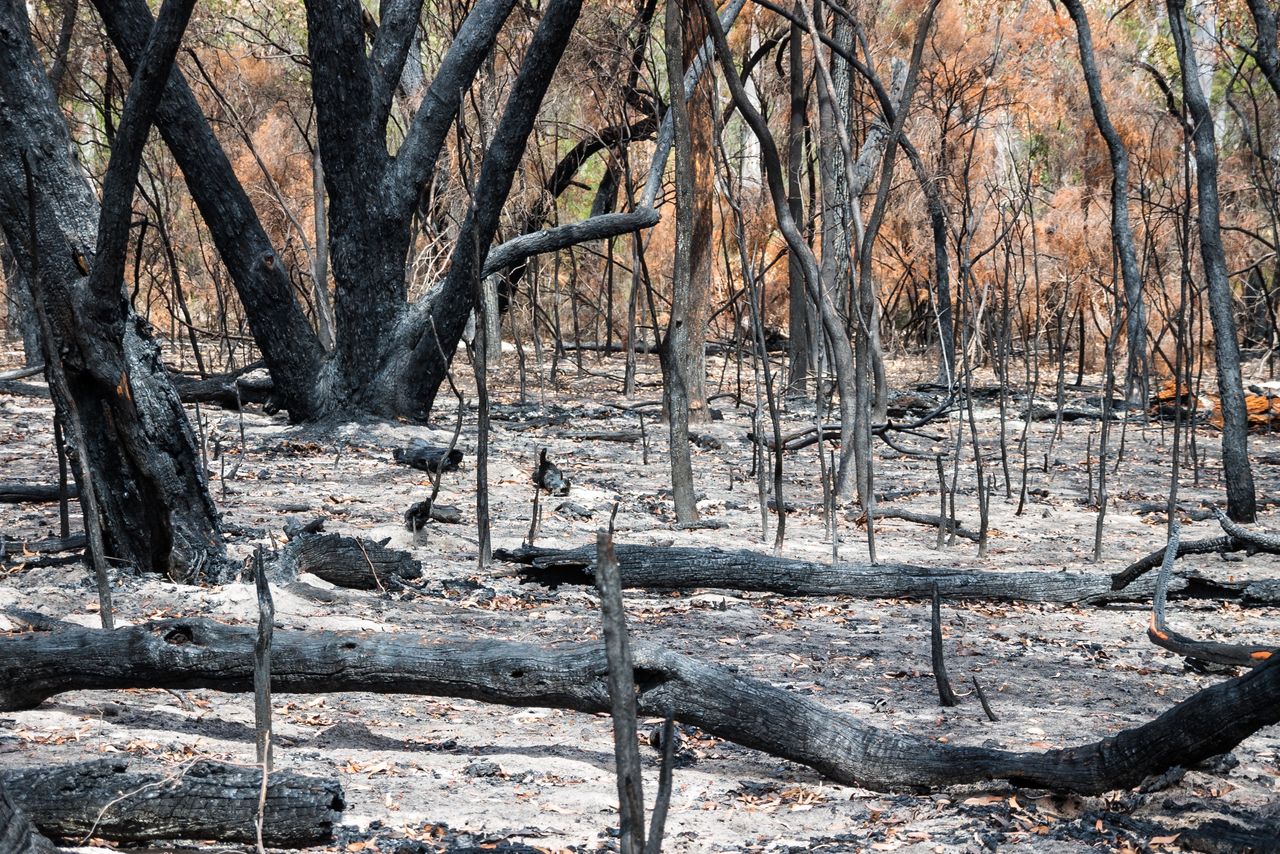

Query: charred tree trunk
1062,0,1148,405
1,235,41,365
1167,0,1257,522
1245,0,1280,103
90,0,328,420
4,618,1280,795
0,0,226,583
785,8,812,397
663,0,699,525
388,0,586,418
681,0,713,422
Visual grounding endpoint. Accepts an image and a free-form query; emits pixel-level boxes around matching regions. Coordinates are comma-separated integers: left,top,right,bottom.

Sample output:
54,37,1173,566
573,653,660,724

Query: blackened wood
0,783,58,854
644,714,676,854
1,759,342,847
495,543,1167,605
393,0,584,418
393,439,463,473
1060,0,1147,403
534,448,570,495
1111,534,1242,590
972,676,998,722
281,533,421,590
1168,0,1257,521
1149,523,1274,668
596,533,645,854
930,586,958,706
1247,0,1280,101
171,371,273,409
878,508,979,542
0,483,79,503
0,534,87,558
90,0,326,419
0,0,226,585
403,500,463,530
254,549,274,769
3,619,1280,794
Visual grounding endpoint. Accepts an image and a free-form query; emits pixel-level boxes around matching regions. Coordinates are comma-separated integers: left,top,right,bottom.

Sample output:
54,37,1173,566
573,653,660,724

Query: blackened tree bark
90,0,328,419
0,0,226,583
90,0,640,424
1,235,41,365
681,0,713,423
664,0,699,525
1167,0,1258,522
1061,0,1148,405
1244,0,1280,102
387,0,586,416
0,782,58,854
785,7,812,397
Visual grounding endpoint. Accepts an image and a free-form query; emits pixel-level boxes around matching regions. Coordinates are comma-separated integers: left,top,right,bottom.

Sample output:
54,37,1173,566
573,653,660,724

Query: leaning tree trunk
1246,0,1280,102
1062,0,1148,406
1168,0,1257,522
0,0,226,583
90,0,328,420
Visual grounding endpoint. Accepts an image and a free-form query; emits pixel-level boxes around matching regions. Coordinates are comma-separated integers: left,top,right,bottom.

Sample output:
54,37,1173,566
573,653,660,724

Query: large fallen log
493,544,1275,605
0,759,343,848
2,618,1279,794
278,533,421,590
0,483,78,503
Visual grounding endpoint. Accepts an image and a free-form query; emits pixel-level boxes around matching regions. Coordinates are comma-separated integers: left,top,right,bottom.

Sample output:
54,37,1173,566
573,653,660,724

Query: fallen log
1111,535,1243,590
278,533,421,590
169,367,273,410
0,759,343,848
0,380,50,398
1113,509,1280,592
0,483,78,503
1,533,87,560
1,618,1279,794
495,543,1185,605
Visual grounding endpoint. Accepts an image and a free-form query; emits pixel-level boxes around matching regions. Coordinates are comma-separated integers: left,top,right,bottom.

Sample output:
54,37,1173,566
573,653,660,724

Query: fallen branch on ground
0,483,78,503
2,618,1278,794
1147,522,1275,668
